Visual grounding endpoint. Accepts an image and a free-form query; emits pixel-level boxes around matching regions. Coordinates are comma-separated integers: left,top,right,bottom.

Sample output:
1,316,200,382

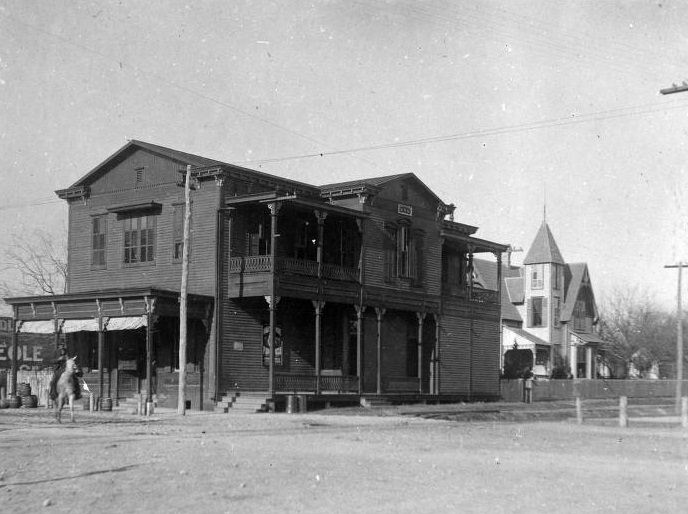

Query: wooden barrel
8,395,21,408
21,395,38,408
17,383,31,397
100,397,113,411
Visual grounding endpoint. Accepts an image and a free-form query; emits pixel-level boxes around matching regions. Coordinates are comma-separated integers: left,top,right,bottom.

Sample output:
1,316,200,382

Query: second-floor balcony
229,256,359,282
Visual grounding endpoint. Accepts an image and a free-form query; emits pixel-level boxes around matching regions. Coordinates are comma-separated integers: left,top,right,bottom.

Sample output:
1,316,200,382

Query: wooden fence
501,378,688,402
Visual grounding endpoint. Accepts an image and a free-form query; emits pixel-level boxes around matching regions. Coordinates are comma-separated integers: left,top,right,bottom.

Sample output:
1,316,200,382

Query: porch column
416,312,426,394
570,343,578,379
10,306,18,396
467,245,475,298
586,346,593,379
355,305,366,395
96,300,104,403
433,314,441,395
144,296,155,409
268,201,282,400
375,307,385,394
312,300,325,395
314,210,327,279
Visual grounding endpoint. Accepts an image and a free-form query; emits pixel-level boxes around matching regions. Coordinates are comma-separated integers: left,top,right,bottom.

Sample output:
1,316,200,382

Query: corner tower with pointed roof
522,220,567,369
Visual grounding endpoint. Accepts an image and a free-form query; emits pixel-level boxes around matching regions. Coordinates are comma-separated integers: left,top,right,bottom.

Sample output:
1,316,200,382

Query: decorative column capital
268,202,282,216
375,307,386,321
264,295,281,308
314,209,328,223
416,312,426,325
355,304,367,317
311,300,326,314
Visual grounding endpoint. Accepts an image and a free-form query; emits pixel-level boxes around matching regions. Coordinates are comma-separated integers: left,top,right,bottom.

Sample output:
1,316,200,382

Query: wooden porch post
495,251,503,374
10,306,18,396
434,313,441,395
313,300,325,394
416,312,426,394
96,300,104,403
355,305,366,395
314,210,327,278
145,296,153,413
268,201,281,400
375,307,385,395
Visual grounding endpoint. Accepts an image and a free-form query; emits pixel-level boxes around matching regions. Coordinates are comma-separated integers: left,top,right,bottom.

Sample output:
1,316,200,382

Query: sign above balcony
398,204,413,216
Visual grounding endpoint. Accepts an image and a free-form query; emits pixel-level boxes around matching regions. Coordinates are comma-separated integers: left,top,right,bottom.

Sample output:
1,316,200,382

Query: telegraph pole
660,83,688,413
178,165,193,415
665,263,685,413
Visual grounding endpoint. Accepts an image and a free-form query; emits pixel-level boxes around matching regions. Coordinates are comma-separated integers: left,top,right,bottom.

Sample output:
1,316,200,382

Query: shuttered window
529,297,547,327
91,215,107,269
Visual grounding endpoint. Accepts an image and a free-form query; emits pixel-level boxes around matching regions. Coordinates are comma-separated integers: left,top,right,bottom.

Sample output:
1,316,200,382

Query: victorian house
475,220,602,379
5,140,507,410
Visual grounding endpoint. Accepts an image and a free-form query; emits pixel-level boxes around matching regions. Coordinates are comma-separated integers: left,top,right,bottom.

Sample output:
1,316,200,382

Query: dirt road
0,407,686,513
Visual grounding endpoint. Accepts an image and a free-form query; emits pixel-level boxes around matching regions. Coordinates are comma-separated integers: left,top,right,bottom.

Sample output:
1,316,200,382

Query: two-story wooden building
5,141,507,410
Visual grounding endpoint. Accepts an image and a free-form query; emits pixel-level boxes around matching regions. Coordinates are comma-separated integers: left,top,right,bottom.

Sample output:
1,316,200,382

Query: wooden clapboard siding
470,318,500,398
219,297,268,391
67,149,220,296
382,311,413,379
439,304,471,395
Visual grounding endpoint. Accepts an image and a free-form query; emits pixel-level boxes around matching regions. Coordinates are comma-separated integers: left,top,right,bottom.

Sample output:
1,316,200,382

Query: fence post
681,397,688,428
576,396,583,425
619,396,628,428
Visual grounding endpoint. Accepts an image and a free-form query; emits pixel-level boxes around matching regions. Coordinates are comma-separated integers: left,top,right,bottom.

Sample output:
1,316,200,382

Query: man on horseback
49,348,82,403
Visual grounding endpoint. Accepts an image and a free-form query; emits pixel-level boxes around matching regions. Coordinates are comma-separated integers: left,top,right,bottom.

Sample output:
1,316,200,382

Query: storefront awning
106,316,147,331
17,320,56,334
62,318,99,333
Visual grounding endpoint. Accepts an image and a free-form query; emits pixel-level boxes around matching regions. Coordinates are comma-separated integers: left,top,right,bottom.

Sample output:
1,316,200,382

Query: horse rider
49,348,82,402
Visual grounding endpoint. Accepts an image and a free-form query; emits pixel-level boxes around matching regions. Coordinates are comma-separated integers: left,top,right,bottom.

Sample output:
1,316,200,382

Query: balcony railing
229,256,358,282
442,284,499,304
275,373,359,393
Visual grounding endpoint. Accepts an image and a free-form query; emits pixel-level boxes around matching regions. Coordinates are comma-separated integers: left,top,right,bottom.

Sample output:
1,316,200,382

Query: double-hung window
91,215,107,268
123,215,156,264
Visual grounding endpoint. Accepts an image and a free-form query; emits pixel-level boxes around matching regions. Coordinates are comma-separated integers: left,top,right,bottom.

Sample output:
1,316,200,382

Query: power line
240,98,688,165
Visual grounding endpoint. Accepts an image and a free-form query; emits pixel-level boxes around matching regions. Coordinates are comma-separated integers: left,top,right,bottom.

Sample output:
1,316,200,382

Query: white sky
1,0,687,310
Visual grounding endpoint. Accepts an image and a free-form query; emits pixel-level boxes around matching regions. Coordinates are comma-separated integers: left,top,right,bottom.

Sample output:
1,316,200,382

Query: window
552,264,561,290
91,215,107,268
123,215,156,264
553,297,561,327
397,224,411,278
529,296,547,327
531,264,544,289
385,222,422,283
173,205,187,261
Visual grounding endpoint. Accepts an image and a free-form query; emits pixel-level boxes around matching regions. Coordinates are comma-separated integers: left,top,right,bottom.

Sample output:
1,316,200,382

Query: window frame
91,214,107,269
531,264,544,289
123,214,157,266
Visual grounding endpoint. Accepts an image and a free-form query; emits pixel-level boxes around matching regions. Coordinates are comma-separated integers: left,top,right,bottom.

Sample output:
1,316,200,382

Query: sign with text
397,204,413,216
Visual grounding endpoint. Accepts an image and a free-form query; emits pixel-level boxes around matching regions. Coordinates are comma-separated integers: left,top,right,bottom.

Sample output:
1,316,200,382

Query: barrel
0,398,9,409
8,395,21,408
100,397,113,411
17,383,31,397
21,395,37,408
286,394,297,414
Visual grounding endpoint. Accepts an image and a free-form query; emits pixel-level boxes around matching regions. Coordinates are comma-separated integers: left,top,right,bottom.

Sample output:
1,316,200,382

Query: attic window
135,167,146,186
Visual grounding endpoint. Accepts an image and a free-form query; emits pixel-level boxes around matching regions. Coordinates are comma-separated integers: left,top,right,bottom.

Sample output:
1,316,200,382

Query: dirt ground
0,404,687,513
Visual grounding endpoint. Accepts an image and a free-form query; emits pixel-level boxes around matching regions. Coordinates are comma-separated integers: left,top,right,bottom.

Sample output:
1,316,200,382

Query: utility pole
660,83,687,413
665,263,684,413
178,165,193,415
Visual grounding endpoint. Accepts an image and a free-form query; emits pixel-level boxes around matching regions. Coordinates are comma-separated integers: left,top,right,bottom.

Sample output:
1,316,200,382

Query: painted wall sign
398,204,413,216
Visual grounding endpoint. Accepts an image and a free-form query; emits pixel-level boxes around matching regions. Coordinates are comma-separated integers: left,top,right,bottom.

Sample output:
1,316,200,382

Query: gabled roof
561,263,597,322
319,172,450,210
523,221,565,265
69,140,225,189
473,259,522,322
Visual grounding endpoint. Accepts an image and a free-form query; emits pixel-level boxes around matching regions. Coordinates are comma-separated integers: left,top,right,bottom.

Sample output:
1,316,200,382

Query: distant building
475,220,602,379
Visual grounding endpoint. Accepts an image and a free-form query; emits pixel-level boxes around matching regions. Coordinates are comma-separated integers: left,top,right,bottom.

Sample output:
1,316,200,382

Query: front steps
215,392,270,413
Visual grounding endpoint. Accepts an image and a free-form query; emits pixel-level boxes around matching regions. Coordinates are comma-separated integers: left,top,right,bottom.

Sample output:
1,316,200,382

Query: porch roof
3,287,213,321
226,192,369,218
572,331,604,346
440,229,509,254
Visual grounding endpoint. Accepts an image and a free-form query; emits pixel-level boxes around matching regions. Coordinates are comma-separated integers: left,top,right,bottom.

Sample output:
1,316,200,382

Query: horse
54,356,82,423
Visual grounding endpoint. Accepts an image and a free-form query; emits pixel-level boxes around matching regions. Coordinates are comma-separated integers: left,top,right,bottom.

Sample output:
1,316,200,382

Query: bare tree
0,228,68,297
598,287,674,378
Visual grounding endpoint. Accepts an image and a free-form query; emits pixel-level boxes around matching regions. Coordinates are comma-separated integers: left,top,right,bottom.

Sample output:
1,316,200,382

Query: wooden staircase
215,392,270,413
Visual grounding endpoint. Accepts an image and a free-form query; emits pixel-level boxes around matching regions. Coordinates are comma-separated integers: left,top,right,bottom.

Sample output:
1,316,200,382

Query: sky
1,0,688,312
